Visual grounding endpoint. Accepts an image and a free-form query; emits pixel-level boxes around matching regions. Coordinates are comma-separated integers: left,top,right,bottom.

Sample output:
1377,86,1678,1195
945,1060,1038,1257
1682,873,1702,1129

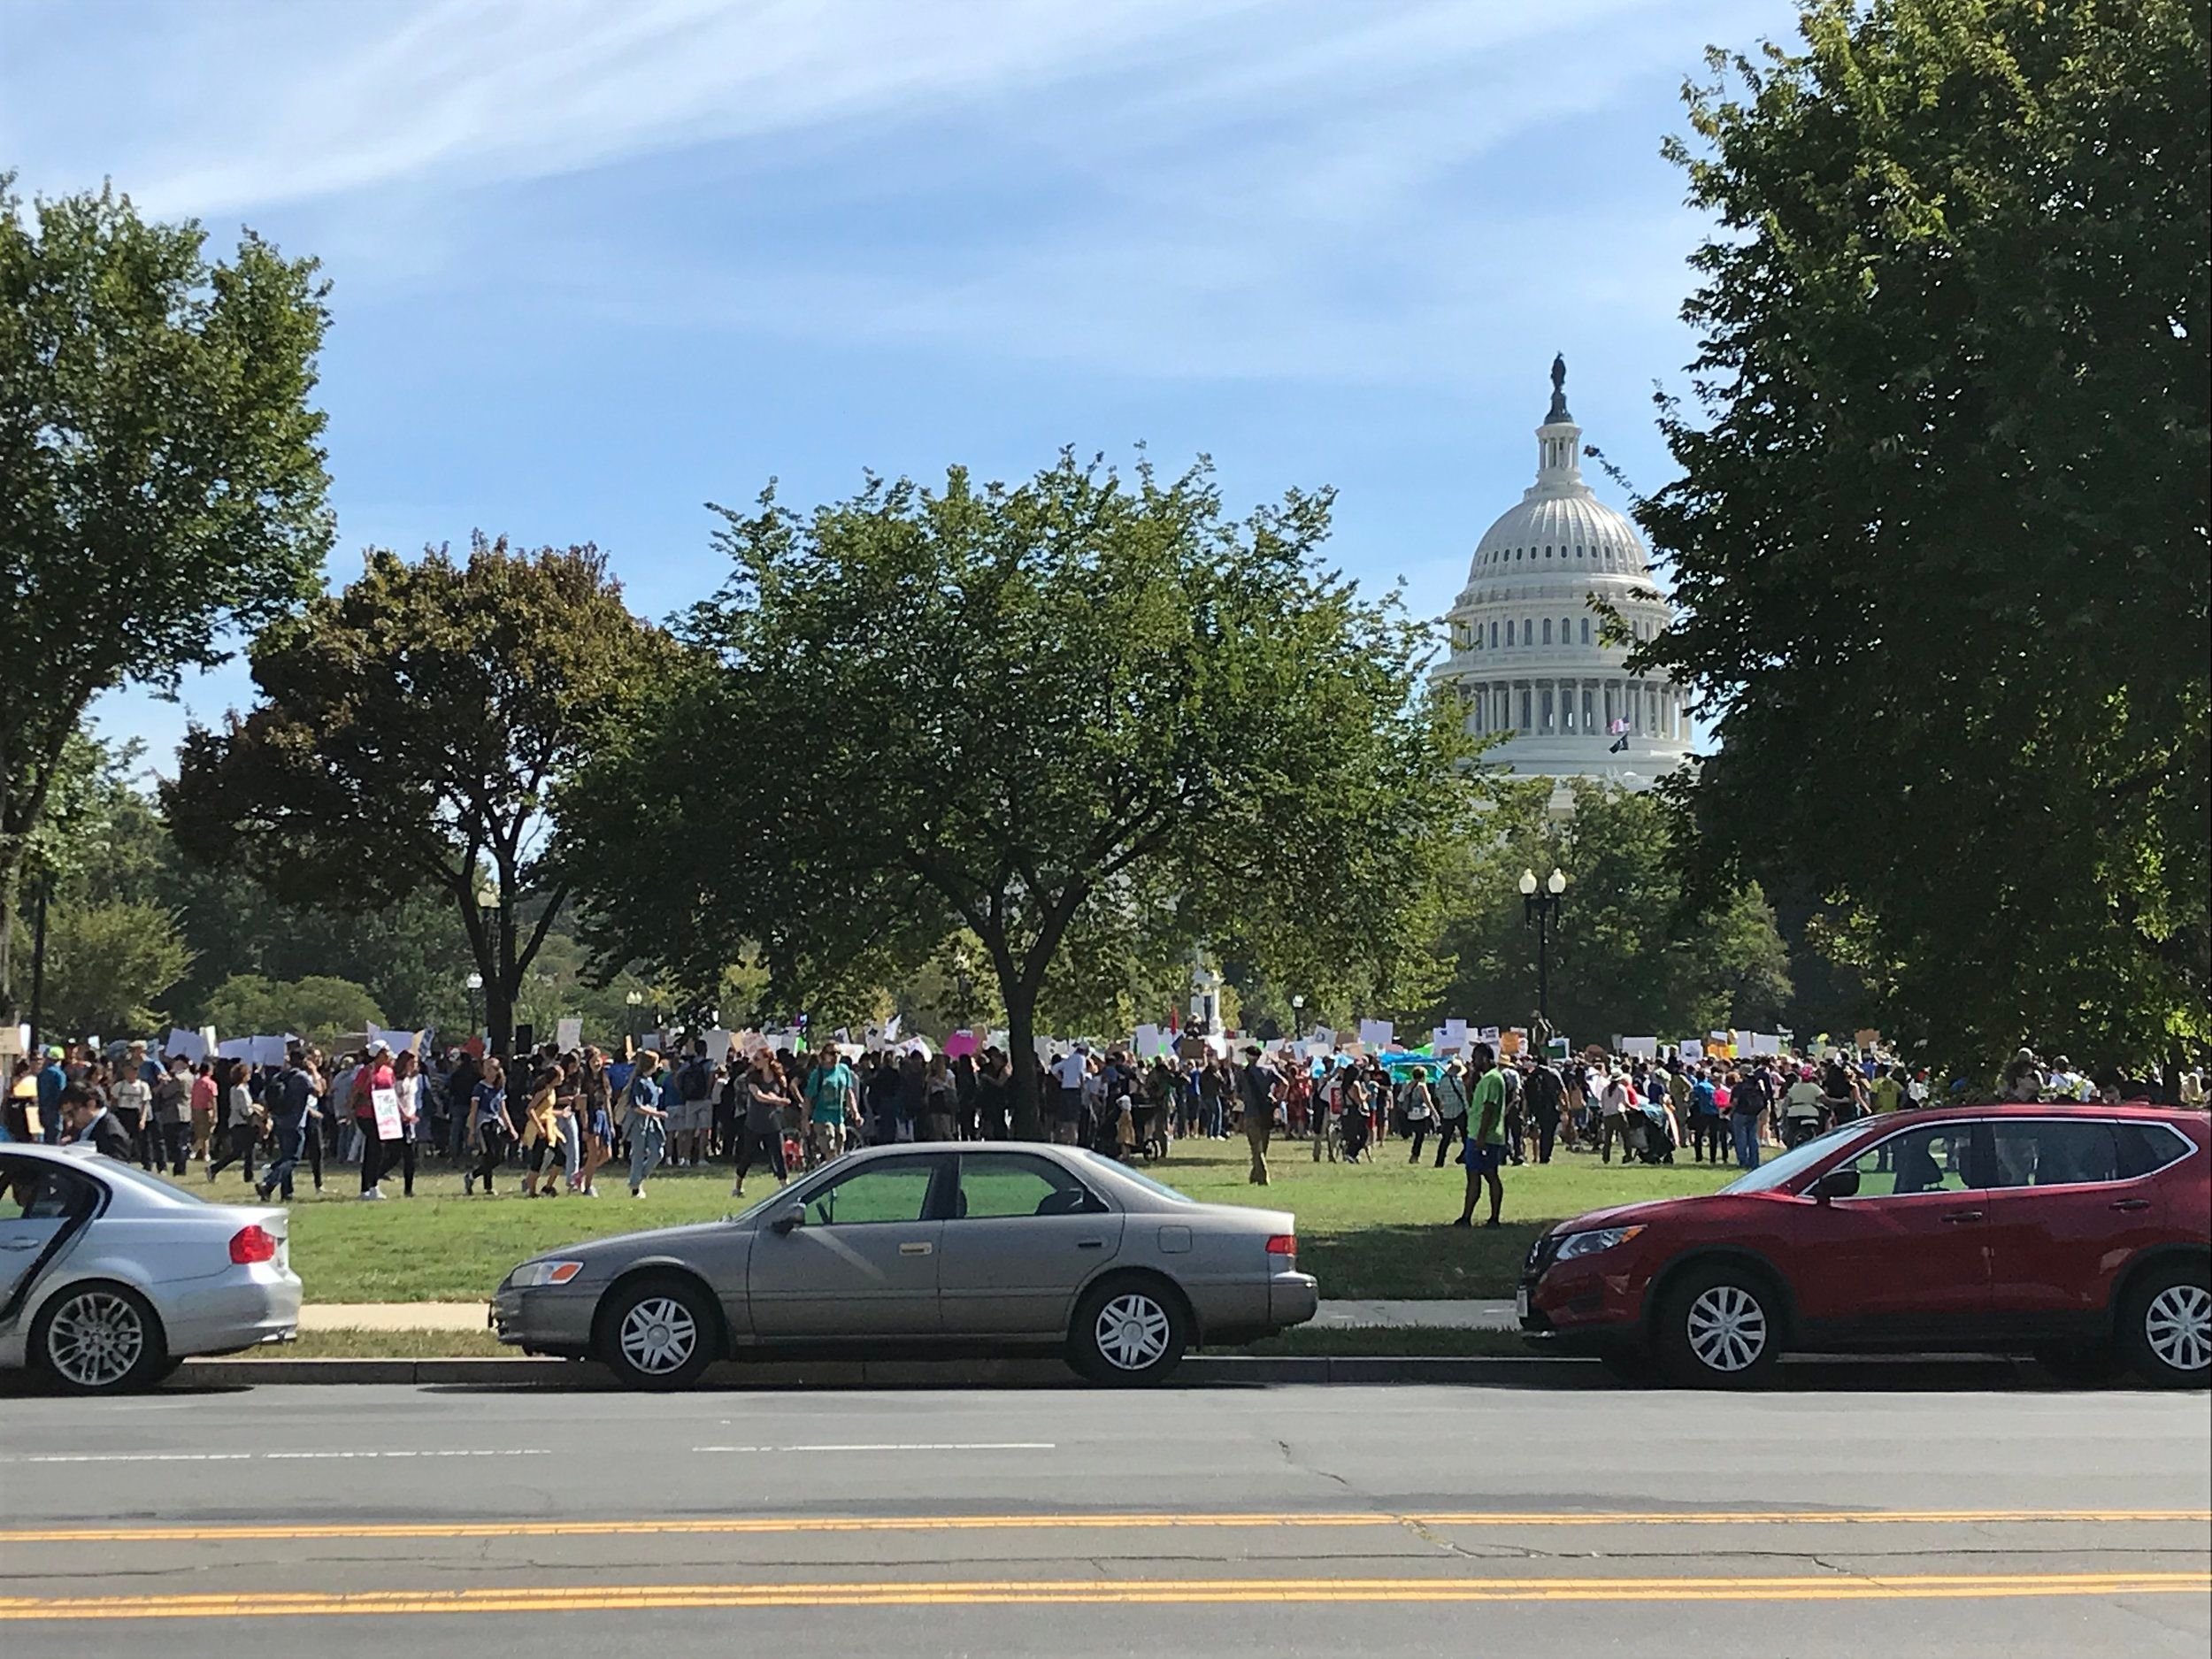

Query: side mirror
768,1205,805,1236
1808,1168,1860,1204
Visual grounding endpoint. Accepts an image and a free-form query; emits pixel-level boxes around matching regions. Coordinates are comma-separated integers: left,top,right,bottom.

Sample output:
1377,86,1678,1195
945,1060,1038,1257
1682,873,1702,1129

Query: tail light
229,1225,278,1264
1265,1234,1297,1257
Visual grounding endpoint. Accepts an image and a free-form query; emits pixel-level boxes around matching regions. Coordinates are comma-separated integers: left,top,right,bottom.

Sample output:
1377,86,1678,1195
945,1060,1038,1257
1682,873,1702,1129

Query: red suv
1519,1104,2210,1387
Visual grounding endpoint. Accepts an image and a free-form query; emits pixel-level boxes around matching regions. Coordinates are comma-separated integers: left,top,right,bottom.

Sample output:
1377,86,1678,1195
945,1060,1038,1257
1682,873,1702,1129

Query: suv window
1989,1118,2192,1188
1837,1123,1977,1198
803,1161,937,1227
957,1153,1098,1219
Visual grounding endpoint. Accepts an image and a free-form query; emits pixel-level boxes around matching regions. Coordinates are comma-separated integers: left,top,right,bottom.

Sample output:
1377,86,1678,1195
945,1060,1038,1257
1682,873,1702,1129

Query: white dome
1433,357,1692,803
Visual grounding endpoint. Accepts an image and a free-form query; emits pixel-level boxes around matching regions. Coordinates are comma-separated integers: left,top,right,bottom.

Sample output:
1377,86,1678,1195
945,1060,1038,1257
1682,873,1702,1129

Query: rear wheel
595,1276,717,1390
32,1283,169,1394
2119,1263,2211,1388
1069,1277,1188,1385
1654,1264,1783,1388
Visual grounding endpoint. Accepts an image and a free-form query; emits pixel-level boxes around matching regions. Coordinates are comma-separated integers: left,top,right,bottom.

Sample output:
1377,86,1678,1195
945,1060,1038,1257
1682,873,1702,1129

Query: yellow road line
1,1571,2205,1620
3,1509,2206,1545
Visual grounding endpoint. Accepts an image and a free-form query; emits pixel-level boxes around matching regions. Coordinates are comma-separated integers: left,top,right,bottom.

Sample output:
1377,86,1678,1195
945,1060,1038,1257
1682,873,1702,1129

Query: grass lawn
189,1139,1737,1304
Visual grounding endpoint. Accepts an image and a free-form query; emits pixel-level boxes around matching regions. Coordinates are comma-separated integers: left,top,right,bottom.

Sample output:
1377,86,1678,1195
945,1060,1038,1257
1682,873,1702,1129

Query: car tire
30,1282,169,1395
1654,1263,1783,1388
595,1275,718,1391
2118,1262,2211,1389
1069,1276,1188,1385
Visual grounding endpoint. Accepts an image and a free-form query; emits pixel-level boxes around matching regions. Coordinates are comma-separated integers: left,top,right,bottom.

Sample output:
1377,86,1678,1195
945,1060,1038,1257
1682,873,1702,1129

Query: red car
1519,1103,2211,1387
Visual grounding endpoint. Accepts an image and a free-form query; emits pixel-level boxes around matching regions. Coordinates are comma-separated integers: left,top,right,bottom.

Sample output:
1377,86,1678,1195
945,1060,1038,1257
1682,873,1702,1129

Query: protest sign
371,1086,403,1140
944,1031,980,1059
1356,1018,1394,1048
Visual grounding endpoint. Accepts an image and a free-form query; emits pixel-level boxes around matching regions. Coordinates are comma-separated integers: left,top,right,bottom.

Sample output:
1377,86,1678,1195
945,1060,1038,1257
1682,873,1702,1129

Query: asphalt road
1,1379,2207,1656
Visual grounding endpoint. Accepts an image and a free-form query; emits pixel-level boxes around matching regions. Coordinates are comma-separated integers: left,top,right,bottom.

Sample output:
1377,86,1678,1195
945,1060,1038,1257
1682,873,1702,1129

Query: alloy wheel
1094,1293,1171,1371
2144,1284,2211,1375
618,1296,699,1375
47,1291,147,1390
1685,1284,1768,1373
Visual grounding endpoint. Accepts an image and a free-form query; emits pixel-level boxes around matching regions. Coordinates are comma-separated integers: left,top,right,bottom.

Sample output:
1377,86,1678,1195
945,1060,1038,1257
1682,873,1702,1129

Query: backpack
677,1059,712,1102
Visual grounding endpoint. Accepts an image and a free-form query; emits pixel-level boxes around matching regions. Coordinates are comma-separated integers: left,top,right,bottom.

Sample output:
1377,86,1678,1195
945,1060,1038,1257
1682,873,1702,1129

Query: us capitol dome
1434,357,1693,807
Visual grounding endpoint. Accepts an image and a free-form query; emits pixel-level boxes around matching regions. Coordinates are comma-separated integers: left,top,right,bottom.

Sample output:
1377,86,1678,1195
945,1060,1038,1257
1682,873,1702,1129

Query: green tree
165,536,665,1055
39,901,194,1038
0,176,331,1014
1429,780,1793,1043
201,972,384,1045
1639,0,2208,1075
559,453,1479,1128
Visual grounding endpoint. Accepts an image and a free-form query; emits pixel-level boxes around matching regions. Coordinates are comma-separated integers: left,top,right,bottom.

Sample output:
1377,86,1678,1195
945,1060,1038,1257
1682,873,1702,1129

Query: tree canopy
0,176,331,1016
560,452,1480,1120
1638,0,2208,1073
165,535,666,1053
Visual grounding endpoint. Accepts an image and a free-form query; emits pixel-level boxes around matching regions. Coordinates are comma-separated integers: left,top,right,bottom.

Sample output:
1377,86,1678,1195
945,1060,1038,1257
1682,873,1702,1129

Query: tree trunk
27,877,49,1051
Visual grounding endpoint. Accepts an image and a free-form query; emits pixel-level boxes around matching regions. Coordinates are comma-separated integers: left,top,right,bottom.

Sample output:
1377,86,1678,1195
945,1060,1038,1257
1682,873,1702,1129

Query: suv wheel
596,1277,717,1390
2121,1263,2211,1388
33,1283,169,1394
1070,1278,1187,1385
1655,1264,1782,1388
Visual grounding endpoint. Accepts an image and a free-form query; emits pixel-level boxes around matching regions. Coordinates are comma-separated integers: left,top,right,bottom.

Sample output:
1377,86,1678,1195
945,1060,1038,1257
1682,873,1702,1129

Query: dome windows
1489,619,1499,649
1541,618,1553,644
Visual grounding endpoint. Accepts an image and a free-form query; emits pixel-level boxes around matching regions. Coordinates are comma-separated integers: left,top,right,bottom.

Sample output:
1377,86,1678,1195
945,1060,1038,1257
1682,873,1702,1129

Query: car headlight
1553,1225,1645,1262
510,1259,587,1288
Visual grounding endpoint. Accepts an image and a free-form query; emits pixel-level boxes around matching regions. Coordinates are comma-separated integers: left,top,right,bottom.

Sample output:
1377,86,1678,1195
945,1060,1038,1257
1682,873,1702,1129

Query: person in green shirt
1452,1042,1509,1229
1870,1064,1906,1115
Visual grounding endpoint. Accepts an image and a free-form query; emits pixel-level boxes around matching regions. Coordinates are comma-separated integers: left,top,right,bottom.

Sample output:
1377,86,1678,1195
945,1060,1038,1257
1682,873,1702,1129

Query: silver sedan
493,1142,1318,1386
0,1143,302,1392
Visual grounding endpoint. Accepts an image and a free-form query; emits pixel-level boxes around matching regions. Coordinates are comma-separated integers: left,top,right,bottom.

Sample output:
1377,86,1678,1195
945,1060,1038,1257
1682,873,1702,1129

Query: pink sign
944,1032,980,1058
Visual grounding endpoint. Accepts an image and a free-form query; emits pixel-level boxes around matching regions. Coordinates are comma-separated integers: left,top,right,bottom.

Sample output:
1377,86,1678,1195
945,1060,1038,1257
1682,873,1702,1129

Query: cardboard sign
371,1087,403,1140
1356,1018,1394,1049
944,1032,980,1059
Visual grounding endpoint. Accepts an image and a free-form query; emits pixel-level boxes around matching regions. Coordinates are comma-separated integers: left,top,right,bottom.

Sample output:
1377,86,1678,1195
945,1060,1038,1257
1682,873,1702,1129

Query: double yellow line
3,1572,2206,1619
4,1507,2205,1545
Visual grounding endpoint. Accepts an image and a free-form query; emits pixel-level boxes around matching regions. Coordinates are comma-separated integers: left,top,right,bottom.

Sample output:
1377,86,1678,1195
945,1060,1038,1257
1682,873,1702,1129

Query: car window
1080,1150,1195,1205
1721,1123,1857,1193
0,1159,97,1221
957,1154,1096,1219
2113,1121,2193,1179
1986,1119,2162,1188
804,1163,936,1227
1837,1124,1976,1198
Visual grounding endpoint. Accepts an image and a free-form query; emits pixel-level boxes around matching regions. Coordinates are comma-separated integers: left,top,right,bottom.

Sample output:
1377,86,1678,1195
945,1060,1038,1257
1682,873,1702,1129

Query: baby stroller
1624,1102,1675,1165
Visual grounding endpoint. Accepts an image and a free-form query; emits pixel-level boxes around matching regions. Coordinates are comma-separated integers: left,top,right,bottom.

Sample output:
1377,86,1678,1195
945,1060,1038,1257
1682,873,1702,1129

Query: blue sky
3,0,1794,770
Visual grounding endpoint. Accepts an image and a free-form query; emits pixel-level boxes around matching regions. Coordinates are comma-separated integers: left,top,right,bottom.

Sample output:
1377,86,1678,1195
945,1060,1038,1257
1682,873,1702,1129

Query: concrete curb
175,1352,2040,1389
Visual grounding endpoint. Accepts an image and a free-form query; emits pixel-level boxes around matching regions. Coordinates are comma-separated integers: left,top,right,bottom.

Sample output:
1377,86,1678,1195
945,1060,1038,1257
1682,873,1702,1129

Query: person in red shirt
188,1062,219,1164
353,1041,398,1201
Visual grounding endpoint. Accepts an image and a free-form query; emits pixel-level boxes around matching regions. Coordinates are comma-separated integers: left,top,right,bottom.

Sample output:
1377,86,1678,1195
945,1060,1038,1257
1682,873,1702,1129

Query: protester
1398,1065,1436,1164
733,1053,792,1197
622,1052,665,1195
1453,1042,1509,1228
205,1059,262,1185
1237,1044,1281,1185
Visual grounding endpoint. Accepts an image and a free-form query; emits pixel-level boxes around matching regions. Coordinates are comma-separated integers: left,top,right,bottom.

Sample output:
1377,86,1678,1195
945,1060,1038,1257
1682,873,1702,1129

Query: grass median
196,1137,1736,1304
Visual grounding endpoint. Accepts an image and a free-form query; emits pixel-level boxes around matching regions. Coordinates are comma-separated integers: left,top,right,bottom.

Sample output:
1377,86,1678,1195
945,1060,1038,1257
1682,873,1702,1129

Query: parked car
0,1143,301,1393
1520,1103,2209,1387
493,1143,1318,1387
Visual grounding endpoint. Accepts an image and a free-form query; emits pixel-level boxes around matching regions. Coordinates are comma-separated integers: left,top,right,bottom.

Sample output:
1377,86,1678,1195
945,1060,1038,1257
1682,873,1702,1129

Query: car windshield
1083,1151,1194,1205
1718,1125,1857,1194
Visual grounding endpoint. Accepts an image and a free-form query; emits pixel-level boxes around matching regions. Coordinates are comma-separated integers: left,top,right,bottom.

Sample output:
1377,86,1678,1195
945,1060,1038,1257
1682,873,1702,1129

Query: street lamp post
1290,993,1305,1041
1519,866,1568,1042
465,972,484,1037
625,989,643,1041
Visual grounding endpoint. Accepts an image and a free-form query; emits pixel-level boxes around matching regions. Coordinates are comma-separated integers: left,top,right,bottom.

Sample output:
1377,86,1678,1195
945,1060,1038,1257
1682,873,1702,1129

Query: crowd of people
6,1028,2202,1225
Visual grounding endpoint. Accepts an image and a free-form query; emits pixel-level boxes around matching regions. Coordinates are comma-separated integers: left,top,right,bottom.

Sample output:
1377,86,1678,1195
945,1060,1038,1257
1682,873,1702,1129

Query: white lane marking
2,1448,549,1465
692,1441,1056,1454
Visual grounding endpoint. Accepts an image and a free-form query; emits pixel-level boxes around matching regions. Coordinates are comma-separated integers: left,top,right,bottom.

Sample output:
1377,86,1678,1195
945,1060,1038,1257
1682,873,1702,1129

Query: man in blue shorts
1452,1041,1509,1229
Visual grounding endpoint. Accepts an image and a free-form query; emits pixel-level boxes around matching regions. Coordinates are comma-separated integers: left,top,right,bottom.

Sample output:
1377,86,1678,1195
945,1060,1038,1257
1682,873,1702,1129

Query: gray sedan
492,1143,1317,1386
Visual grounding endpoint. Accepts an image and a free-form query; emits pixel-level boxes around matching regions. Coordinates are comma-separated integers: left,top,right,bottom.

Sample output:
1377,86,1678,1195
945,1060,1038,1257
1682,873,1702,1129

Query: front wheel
2120,1263,2211,1388
1069,1278,1188,1385
32,1283,169,1394
595,1277,717,1390
1654,1264,1783,1388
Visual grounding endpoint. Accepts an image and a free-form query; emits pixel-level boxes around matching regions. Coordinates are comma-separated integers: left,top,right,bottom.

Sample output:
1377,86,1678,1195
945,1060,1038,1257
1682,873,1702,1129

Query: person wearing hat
1237,1044,1282,1185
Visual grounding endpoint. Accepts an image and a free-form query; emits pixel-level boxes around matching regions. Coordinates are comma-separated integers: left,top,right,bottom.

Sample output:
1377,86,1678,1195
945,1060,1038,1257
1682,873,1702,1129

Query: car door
1981,1118,2191,1325
744,1154,950,1339
1781,1121,1999,1341
0,1156,96,1316
938,1151,1125,1336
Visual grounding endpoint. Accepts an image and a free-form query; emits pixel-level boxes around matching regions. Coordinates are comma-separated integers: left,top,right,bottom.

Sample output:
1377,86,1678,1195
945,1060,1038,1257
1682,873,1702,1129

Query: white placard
700,1027,733,1065
1444,1018,1470,1050
217,1038,254,1062
250,1034,289,1067
556,1018,583,1053
165,1027,209,1064
1748,1032,1781,1057
1133,1023,1164,1058
0,1023,26,1058
1617,1036,1660,1059
1356,1018,1394,1049
1476,1025,1501,1044
371,1086,403,1140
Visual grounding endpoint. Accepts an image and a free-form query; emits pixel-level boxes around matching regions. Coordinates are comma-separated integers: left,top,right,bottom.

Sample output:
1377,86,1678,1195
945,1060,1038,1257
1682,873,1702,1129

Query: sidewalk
298,1299,1519,1333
